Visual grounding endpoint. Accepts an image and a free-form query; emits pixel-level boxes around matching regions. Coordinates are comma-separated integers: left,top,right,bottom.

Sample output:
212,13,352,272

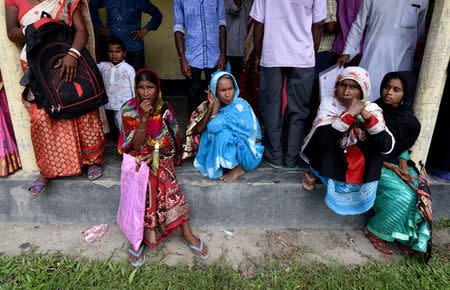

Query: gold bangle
67,51,79,60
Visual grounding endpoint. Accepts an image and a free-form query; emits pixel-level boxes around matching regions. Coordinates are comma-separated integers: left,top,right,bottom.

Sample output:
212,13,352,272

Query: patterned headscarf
301,66,388,163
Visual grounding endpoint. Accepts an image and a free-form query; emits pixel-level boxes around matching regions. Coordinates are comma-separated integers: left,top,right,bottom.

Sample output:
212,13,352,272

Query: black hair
107,38,126,51
135,69,160,90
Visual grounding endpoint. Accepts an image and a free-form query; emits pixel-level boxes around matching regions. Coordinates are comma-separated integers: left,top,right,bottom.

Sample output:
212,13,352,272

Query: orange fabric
30,104,105,178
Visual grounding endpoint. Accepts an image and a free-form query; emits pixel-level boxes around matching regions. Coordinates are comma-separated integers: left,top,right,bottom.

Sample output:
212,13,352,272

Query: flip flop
28,181,47,198
87,166,103,181
128,245,146,267
301,171,316,191
364,227,393,256
182,237,210,261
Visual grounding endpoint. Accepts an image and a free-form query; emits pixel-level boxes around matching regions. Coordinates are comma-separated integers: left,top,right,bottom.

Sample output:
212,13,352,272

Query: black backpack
23,14,107,119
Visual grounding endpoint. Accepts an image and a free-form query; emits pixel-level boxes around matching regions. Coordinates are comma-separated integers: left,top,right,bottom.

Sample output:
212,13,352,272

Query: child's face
108,44,126,65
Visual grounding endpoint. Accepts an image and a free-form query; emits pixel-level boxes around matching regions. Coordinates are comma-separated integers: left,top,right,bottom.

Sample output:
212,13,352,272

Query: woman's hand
398,158,414,183
139,99,155,119
384,161,413,183
346,98,365,116
54,55,78,82
205,86,220,116
135,153,153,171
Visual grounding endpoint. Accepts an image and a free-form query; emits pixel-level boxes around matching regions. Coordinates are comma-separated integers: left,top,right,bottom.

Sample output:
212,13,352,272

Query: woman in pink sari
5,0,105,196
0,72,22,176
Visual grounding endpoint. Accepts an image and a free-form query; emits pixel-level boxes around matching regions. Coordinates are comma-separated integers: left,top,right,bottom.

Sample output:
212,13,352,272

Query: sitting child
186,71,264,183
97,38,135,139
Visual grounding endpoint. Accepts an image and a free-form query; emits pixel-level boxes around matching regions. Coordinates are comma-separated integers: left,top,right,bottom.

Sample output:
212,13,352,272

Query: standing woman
5,0,105,197
119,69,209,266
365,72,430,256
301,67,395,215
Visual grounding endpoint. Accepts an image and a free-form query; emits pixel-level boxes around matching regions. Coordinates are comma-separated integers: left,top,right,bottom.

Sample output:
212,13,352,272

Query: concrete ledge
1,146,449,227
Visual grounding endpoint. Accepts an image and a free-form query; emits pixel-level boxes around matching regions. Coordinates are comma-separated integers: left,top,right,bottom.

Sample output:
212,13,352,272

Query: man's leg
125,50,145,72
204,67,217,87
259,66,285,166
228,56,244,83
186,67,203,117
283,67,315,168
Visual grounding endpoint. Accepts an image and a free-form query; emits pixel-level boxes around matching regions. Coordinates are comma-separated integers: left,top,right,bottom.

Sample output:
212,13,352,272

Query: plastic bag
117,153,149,252
84,224,108,243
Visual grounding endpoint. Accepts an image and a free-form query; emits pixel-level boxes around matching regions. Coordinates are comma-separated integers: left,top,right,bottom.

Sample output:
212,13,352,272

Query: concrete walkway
1,222,448,274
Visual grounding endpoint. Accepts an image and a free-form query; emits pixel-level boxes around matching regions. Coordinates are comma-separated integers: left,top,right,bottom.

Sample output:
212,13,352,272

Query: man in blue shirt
173,0,227,116
89,0,163,71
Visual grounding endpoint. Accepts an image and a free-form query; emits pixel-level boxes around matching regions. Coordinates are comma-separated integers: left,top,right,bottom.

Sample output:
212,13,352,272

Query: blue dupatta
194,71,264,179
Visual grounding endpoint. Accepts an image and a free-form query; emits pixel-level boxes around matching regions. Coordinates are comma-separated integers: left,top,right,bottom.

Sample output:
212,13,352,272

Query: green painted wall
96,0,183,79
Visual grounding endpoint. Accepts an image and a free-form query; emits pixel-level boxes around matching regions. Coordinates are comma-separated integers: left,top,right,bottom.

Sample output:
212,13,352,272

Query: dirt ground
1,222,448,275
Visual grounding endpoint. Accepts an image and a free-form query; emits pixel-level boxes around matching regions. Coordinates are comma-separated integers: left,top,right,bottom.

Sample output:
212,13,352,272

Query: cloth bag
117,153,149,252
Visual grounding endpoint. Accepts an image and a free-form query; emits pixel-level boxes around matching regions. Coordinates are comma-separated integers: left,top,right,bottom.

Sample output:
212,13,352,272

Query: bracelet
69,47,81,57
137,128,146,132
67,51,79,60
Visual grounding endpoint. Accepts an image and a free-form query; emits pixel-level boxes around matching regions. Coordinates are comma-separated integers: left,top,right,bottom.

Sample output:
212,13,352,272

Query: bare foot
219,165,245,183
28,175,50,197
301,169,317,191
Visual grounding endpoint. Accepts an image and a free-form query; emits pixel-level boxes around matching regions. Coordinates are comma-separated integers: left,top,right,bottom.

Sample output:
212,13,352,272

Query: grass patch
0,249,449,289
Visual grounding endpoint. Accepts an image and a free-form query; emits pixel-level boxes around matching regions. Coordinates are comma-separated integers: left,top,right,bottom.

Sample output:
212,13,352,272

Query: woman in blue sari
193,71,264,183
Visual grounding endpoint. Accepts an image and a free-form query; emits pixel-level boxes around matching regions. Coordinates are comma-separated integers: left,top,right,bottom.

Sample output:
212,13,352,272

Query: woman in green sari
365,72,430,256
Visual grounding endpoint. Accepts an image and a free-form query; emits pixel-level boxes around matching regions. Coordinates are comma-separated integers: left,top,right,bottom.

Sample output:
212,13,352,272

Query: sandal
396,241,416,257
128,245,146,267
87,166,103,181
182,237,210,261
28,181,47,198
364,227,393,256
302,170,316,191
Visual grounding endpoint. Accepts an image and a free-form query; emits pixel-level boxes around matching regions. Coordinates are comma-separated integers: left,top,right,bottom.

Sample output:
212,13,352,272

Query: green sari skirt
366,154,430,253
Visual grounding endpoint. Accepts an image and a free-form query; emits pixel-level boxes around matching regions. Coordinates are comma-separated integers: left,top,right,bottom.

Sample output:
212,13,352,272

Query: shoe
287,165,300,171
264,159,283,169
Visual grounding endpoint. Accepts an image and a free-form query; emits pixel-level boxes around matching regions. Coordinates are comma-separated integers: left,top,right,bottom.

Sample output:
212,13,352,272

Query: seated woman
190,71,264,183
365,72,430,256
5,0,104,197
300,67,395,215
119,69,209,266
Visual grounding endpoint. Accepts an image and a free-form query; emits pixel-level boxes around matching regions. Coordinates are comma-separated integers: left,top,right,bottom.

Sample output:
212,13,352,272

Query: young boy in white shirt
98,38,136,138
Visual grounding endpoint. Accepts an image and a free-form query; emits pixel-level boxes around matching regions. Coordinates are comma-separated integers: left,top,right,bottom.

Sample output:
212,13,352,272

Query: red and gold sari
7,0,105,178
119,92,189,248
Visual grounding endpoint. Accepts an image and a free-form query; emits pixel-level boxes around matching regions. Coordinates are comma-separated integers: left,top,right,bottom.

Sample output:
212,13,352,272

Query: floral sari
119,90,189,248
10,0,105,178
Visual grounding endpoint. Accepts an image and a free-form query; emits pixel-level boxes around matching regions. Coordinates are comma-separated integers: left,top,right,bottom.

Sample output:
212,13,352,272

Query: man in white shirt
250,0,326,170
337,0,428,101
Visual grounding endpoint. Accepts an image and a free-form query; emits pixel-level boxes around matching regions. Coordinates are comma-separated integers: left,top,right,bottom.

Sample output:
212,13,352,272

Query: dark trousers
125,50,145,72
186,66,216,116
228,56,244,83
259,66,315,167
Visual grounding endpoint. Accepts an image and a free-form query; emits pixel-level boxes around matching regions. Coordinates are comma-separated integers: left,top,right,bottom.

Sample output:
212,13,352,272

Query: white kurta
343,0,428,101
98,61,135,111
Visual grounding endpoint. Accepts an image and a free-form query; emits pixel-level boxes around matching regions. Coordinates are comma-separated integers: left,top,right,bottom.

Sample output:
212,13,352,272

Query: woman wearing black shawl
365,72,430,256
